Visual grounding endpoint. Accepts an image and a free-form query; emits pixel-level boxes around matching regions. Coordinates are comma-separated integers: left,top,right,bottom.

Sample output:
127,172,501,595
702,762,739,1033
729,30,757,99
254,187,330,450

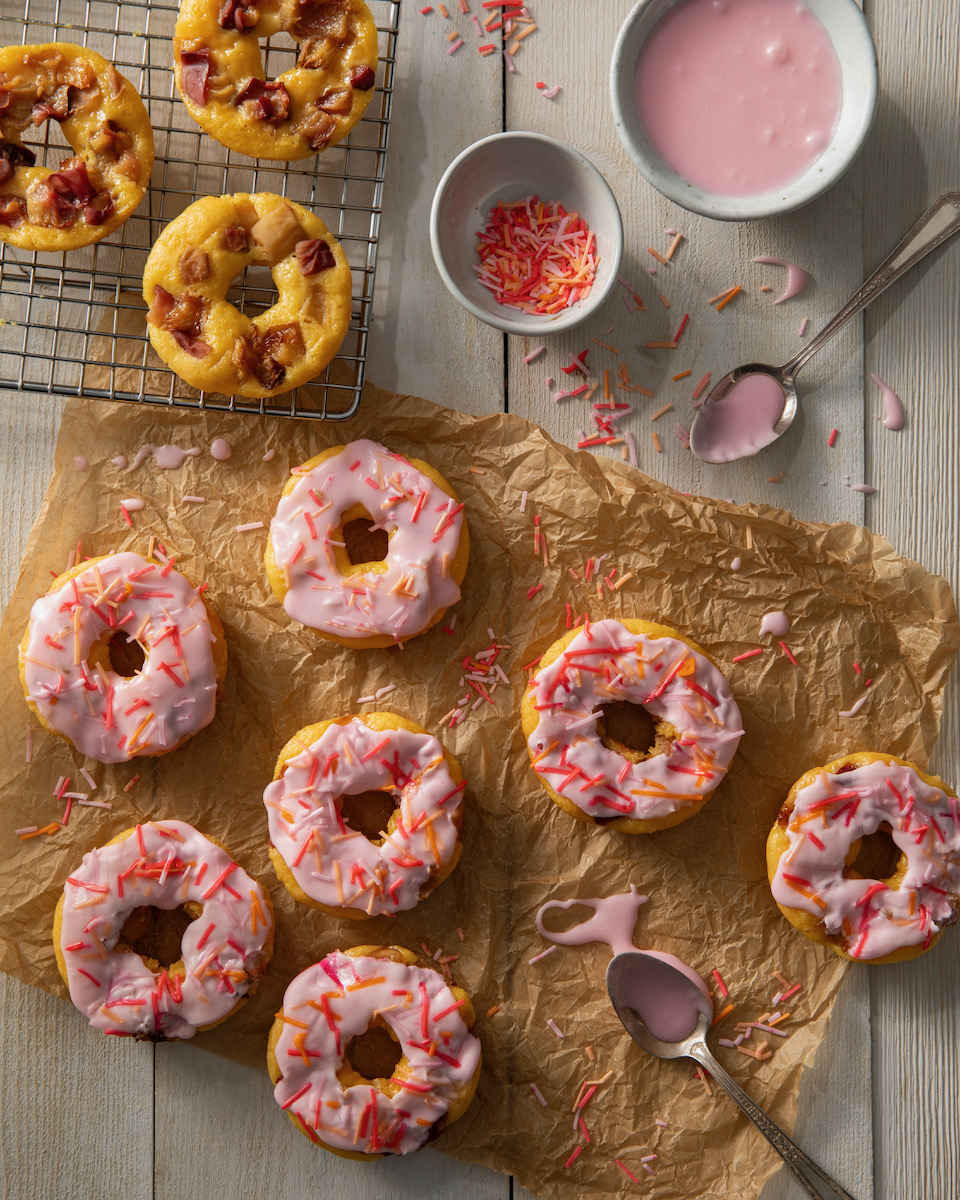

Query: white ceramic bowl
429,132,624,336
610,0,878,221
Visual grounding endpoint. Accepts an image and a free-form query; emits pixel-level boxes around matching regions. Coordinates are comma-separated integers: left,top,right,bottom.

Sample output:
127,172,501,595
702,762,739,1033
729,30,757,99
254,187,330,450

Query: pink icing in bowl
610,0,877,221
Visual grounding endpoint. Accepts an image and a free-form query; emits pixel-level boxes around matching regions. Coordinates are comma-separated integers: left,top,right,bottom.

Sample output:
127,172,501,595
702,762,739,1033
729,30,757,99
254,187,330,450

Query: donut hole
595,701,671,761
107,631,146,677
343,1024,402,1083
339,788,398,844
227,263,280,318
845,823,901,881
333,504,391,575
119,904,196,969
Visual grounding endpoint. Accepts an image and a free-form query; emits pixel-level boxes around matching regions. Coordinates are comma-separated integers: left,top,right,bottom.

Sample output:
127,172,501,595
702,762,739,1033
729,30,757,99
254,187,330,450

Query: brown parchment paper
0,382,957,1200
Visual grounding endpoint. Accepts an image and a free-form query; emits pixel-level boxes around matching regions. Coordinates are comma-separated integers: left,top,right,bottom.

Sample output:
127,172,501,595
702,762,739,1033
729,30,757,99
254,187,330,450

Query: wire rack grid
0,0,400,419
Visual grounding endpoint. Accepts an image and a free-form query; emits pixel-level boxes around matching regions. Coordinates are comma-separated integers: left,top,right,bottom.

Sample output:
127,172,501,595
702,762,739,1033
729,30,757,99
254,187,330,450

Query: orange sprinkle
590,338,619,353
651,432,662,453
672,369,692,381
711,1003,735,1026
19,822,59,840
659,293,671,308
665,231,684,261
346,976,387,991
486,1005,500,1017
650,402,674,421
275,1011,310,1029
714,284,743,312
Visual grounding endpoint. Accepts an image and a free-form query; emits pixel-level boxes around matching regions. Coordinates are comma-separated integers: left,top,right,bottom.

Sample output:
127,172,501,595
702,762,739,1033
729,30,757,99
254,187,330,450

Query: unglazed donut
174,0,378,160
19,551,226,764
143,192,352,398
263,712,465,918
0,43,153,250
267,945,482,1157
264,438,469,648
521,617,743,833
767,751,960,964
53,820,274,1039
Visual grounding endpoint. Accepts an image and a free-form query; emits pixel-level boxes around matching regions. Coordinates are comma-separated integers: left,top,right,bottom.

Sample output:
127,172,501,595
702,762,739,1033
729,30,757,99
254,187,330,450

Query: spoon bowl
606,951,857,1200
689,191,960,464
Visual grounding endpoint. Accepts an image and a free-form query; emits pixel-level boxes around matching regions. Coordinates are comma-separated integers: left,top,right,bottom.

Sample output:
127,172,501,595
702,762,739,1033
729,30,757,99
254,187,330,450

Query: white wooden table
1,2,958,1197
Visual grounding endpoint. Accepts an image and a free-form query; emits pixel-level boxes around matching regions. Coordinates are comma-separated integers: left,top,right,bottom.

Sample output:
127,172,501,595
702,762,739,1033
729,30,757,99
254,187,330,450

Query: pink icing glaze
21,551,219,763
273,950,481,1155
751,256,810,303
263,716,464,916
690,372,786,464
771,759,960,960
74,455,89,472
58,820,273,1039
210,437,233,461
535,888,713,1041
526,619,743,823
635,0,842,197
870,372,904,430
268,439,464,643
759,610,791,637
128,444,202,470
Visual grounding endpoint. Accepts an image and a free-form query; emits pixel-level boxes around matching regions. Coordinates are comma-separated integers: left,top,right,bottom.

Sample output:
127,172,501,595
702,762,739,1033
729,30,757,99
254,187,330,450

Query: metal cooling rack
0,0,400,419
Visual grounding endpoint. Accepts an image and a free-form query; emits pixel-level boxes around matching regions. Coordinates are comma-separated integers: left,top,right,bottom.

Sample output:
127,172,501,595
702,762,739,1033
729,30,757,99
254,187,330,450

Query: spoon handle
687,1040,857,1200
782,190,960,379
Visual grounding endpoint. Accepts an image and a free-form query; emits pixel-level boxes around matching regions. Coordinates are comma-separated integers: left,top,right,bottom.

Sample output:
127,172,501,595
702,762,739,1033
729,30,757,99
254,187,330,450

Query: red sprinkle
828,428,839,447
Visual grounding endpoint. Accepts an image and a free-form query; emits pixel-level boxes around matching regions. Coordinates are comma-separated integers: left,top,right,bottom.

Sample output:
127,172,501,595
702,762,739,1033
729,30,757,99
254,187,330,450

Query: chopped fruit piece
294,0,352,43
349,65,375,90
179,47,213,106
295,238,336,275
0,193,25,226
317,88,352,115
234,77,291,125
220,224,250,252
251,201,305,264
300,105,337,150
179,247,210,284
218,0,260,32
89,119,130,160
148,286,212,359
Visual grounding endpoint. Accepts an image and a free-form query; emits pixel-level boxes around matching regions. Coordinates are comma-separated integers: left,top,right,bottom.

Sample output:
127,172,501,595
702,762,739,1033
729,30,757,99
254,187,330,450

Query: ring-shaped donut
264,438,470,647
173,0,379,160
267,945,482,1157
263,712,466,918
0,43,154,250
19,551,227,764
521,617,744,833
143,192,352,398
54,820,275,1040
767,751,960,963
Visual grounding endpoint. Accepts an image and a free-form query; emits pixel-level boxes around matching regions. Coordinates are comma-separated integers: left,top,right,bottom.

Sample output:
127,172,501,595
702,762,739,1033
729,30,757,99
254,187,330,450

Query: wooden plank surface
1,1,959,1198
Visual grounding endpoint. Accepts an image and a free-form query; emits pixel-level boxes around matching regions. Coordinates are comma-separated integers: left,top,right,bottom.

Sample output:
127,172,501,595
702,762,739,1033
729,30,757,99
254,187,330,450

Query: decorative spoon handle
687,1040,857,1200
782,190,960,379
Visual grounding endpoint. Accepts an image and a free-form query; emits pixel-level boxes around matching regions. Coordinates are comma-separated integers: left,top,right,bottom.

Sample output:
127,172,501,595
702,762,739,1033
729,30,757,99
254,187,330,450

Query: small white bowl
610,0,878,221
430,131,624,336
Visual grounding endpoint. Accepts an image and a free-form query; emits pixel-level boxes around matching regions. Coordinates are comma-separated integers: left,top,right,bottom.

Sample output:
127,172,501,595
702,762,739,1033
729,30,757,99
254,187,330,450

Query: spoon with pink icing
691,191,960,464
535,889,855,1200
606,955,856,1199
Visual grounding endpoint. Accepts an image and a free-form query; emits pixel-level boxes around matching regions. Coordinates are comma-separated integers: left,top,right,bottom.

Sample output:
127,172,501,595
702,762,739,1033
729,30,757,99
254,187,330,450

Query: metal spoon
606,952,857,1200
690,190,960,463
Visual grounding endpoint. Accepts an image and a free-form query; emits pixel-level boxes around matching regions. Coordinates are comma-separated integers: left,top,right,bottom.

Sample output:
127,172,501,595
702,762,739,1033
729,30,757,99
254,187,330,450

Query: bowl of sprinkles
430,131,624,335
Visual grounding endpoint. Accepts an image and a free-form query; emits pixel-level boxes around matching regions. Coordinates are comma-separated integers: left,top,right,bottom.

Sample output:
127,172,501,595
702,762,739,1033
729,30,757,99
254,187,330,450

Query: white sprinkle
121,498,145,511
547,1018,565,1039
448,36,463,53
504,48,516,72
528,944,557,965
356,694,377,704
14,826,37,836
729,556,742,571
655,1119,668,1128
235,521,264,532
529,1082,547,1106
78,799,113,810
640,1155,657,1163
24,725,32,764
375,684,396,698
520,490,528,512
60,792,89,801
182,495,206,504
798,317,810,337
839,693,871,718
79,767,97,790
541,84,561,100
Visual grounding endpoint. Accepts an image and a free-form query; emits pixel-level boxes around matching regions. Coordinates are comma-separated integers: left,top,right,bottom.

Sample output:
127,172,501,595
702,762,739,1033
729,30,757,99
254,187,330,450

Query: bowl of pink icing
610,0,877,221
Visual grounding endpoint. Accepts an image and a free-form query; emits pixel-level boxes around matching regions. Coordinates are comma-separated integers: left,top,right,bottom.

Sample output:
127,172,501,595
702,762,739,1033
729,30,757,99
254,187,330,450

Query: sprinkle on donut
173,0,379,161
267,946,482,1157
264,438,470,647
143,192,352,399
767,752,960,963
19,551,226,764
263,712,465,918
0,43,154,251
53,820,274,1040
521,617,744,833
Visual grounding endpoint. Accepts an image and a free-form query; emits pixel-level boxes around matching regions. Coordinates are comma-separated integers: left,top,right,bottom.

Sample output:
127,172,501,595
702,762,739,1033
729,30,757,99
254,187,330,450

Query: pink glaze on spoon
536,887,713,1042
689,371,787,463
870,372,904,430
751,256,810,304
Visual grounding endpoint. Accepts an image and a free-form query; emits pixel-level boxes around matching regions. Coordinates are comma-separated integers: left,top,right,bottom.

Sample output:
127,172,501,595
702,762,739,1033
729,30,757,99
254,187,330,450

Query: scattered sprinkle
530,1082,547,1106
235,521,264,532
547,1018,566,1039
828,428,838,447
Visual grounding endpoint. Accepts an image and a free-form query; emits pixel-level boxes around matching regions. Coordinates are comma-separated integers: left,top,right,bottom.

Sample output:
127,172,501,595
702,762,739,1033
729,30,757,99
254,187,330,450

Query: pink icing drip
210,438,233,461
535,888,713,1041
269,439,464,642
759,610,791,637
870,373,904,430
751,256,810,303
128,444,202,470
58,820,273,1039
527,619,743,822
273,951,481,1155
22,551,218,763
771,760,960,959
263,717,463,915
